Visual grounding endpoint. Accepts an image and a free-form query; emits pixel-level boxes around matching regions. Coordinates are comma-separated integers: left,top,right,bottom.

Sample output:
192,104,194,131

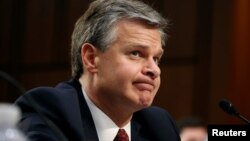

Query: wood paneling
0,0,234,124
229,0,250,124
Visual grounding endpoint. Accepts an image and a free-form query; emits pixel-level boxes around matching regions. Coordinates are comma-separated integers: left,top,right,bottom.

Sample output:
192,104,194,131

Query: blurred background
1,0,249,124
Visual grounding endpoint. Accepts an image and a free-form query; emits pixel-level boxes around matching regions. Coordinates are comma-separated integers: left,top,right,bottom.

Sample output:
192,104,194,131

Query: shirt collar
82,87,131,141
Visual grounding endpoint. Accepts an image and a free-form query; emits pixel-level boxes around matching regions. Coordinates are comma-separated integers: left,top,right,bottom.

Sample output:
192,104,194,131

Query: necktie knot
113,129,129,141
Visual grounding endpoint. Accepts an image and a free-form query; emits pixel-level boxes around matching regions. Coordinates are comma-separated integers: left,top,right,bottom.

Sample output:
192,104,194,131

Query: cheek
114,63,139,81
155,77,161,90
100,59,137,82
113,57,141,74
98,54,142,84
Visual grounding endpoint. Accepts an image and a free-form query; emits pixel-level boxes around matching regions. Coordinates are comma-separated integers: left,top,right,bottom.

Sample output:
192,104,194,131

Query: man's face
180,127,207,141
94,20,163,111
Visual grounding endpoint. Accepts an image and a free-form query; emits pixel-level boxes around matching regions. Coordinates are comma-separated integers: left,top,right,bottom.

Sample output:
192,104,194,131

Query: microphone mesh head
218,99,239,116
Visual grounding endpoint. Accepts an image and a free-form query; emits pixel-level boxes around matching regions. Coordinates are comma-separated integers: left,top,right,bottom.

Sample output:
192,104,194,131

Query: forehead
116,19,160,36
114,19,162,48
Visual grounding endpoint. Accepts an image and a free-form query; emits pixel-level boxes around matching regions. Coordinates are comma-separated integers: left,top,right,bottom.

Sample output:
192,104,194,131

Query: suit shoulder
15,80,80,114
16,80,78,102
133,106,180,141
144,106,178,127
135,106,173,121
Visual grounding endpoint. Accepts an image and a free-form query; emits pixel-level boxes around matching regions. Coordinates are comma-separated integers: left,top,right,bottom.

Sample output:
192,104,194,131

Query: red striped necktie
113,129,129,141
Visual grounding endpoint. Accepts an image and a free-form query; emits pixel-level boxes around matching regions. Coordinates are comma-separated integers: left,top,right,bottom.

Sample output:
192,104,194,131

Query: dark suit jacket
15,79,180,141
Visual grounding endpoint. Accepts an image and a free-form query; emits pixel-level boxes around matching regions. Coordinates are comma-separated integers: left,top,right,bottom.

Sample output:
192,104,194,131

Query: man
15,0,180,141
177,117,207,141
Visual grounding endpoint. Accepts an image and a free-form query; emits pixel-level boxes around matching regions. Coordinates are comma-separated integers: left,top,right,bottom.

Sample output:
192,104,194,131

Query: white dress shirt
82,88,131,141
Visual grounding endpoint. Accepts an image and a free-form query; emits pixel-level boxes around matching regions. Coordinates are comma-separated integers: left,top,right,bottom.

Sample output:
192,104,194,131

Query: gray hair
71,0,168,79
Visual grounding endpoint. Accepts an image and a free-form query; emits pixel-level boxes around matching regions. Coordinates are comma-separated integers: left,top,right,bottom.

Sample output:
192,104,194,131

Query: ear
81,43,98,73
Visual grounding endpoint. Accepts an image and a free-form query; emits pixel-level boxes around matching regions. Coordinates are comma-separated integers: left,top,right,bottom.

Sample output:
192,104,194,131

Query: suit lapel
72,79,99,141
131,119,151,141
71,79,152,141
131,120,141,141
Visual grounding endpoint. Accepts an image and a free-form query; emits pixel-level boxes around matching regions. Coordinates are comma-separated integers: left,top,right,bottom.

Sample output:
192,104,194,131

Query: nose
142,59,161,79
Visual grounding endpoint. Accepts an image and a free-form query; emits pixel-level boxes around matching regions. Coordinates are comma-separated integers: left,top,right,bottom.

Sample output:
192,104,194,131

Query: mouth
133,80,155,92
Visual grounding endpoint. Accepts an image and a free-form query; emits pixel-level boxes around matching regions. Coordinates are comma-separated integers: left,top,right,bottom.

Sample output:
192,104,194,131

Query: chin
139,98,153,108
132,91,155,110
140,93,154,105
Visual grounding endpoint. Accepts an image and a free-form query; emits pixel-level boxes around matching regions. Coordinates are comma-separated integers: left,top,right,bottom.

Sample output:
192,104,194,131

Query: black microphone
219,99,250,125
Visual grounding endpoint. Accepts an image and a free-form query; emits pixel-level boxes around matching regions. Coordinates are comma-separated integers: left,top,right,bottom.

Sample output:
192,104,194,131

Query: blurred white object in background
0,103,28,141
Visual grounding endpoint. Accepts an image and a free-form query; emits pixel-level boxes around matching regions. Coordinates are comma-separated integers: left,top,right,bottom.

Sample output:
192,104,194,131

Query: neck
79,75,133,127
98,102,133,127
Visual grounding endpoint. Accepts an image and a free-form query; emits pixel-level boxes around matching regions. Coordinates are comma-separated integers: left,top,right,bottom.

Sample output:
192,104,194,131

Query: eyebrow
130,44,164,56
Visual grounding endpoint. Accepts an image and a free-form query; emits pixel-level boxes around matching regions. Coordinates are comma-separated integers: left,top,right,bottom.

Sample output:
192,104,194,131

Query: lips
133,80,155,92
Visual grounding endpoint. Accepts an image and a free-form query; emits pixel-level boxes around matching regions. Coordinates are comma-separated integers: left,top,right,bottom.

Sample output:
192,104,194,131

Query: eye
154,57,161,65
130,51,141,57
